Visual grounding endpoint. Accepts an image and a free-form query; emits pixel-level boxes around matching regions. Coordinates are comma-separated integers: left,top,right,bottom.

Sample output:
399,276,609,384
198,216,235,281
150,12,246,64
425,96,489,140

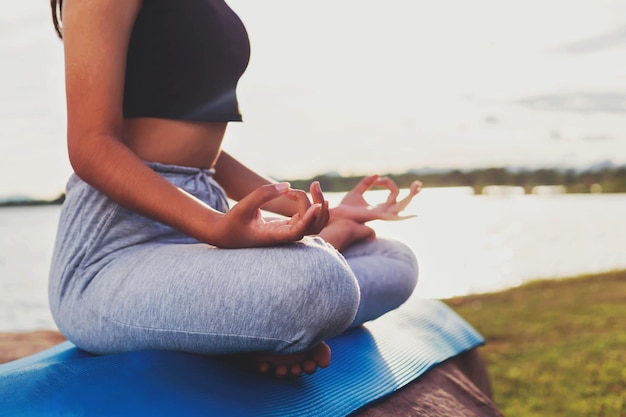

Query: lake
1,188,625,332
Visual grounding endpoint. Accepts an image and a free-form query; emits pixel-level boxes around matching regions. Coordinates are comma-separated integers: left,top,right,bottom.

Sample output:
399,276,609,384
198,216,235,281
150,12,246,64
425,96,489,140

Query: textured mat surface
0,298,483,417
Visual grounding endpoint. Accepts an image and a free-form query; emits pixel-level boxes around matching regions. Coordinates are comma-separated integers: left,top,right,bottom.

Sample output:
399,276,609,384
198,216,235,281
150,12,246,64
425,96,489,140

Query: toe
312,343,331,369
302,359,317,374
275,364,289,378
257,361,270,374
289,364,303,377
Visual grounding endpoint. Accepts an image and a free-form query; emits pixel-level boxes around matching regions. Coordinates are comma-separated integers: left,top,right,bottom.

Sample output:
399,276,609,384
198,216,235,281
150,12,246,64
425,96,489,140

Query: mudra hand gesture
331,175,421,224
217,182,329,248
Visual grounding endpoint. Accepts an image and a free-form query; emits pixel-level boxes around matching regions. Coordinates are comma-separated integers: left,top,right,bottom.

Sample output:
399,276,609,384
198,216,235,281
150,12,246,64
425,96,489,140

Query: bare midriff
122,118,227,169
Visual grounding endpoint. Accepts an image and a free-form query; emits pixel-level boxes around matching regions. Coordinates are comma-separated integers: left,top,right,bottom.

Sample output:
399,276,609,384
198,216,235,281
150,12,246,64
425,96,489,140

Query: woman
48,0,425,378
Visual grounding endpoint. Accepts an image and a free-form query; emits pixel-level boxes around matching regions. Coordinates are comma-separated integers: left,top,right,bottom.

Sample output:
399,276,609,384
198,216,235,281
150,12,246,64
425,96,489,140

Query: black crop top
123,0,250,122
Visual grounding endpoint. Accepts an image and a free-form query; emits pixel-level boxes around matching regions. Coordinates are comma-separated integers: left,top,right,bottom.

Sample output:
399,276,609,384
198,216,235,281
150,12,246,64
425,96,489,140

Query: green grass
445,270,626,417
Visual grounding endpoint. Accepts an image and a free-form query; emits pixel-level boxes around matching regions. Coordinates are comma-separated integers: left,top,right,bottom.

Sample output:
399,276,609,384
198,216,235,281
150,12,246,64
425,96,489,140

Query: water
1,188,625,332
0,206,60,331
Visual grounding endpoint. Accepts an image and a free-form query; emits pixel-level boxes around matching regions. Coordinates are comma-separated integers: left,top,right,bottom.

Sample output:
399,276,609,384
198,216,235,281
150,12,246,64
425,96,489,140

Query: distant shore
286,165,626,194
0,194,65,208
2,165,625,207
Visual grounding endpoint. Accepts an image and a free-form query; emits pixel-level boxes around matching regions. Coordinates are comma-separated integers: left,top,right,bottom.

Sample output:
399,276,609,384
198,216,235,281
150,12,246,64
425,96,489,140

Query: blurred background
1,0,626,331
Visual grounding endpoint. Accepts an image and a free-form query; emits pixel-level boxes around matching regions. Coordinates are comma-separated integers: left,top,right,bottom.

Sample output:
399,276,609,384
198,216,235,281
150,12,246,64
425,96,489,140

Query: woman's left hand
331,175,421,223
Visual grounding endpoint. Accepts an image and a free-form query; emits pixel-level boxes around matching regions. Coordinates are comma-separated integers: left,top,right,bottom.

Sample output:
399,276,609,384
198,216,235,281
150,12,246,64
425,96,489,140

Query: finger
285,188,311,218
351,174,380,195
296,203,323,234
403,180,422,199
274,202,322,242
411,180,423,194
394,193,416,212
377,212,417,221
393,181,423,212
374,177,400,205
309,182,329,233
259,217,306,244
393,198,412,213
309,200,330,234
320,200,330,228
309,181,325,205
287,212,301,225
236,183,290,219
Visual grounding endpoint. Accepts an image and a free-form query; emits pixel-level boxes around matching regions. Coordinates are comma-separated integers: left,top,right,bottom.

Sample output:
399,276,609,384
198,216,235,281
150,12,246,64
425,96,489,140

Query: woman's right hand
213,182,329,248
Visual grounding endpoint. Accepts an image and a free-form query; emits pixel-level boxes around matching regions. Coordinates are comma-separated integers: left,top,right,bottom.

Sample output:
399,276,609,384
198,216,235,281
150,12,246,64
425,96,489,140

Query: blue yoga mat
0,298,483,417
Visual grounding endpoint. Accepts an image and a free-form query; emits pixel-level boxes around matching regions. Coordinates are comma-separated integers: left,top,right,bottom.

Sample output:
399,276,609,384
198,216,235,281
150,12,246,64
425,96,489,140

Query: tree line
2,166,625,207
286,166,626,194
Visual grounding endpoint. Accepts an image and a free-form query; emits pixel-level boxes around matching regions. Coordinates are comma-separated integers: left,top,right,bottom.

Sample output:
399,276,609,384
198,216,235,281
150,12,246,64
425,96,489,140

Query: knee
344,238,419,327
281,243,360,351
390,241,419,284
377,238,420,296
393,240,419,295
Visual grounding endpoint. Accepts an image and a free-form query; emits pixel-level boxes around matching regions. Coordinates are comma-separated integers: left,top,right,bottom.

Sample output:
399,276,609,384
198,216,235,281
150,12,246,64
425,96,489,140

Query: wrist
185,208,231,246
328,206,347,223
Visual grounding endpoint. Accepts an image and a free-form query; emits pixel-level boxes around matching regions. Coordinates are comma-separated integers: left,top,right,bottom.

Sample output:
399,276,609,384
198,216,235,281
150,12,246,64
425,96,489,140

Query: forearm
70,134,227,245
213,151,300,217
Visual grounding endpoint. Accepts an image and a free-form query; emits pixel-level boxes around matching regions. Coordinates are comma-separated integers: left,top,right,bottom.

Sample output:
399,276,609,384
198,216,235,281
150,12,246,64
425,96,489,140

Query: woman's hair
50,0,63,38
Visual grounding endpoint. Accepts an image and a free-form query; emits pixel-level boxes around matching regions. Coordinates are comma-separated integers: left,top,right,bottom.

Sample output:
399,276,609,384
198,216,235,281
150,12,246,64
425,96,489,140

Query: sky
1,0,626,198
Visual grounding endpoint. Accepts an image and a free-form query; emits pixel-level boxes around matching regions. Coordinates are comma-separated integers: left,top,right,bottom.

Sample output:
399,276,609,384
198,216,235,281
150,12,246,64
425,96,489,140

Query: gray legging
48,162,418,355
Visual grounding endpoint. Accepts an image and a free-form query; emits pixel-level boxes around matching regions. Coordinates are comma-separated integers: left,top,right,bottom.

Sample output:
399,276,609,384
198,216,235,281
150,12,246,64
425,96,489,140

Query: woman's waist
122,117,227,168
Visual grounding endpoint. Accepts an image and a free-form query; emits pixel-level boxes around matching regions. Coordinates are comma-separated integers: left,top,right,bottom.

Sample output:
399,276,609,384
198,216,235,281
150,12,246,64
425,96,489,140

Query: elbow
66,131,115,184
67,135,95,182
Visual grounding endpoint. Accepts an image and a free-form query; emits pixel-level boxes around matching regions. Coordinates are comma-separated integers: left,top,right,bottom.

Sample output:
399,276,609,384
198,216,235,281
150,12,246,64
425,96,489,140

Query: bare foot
318,218,376,252
246,342,331,378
